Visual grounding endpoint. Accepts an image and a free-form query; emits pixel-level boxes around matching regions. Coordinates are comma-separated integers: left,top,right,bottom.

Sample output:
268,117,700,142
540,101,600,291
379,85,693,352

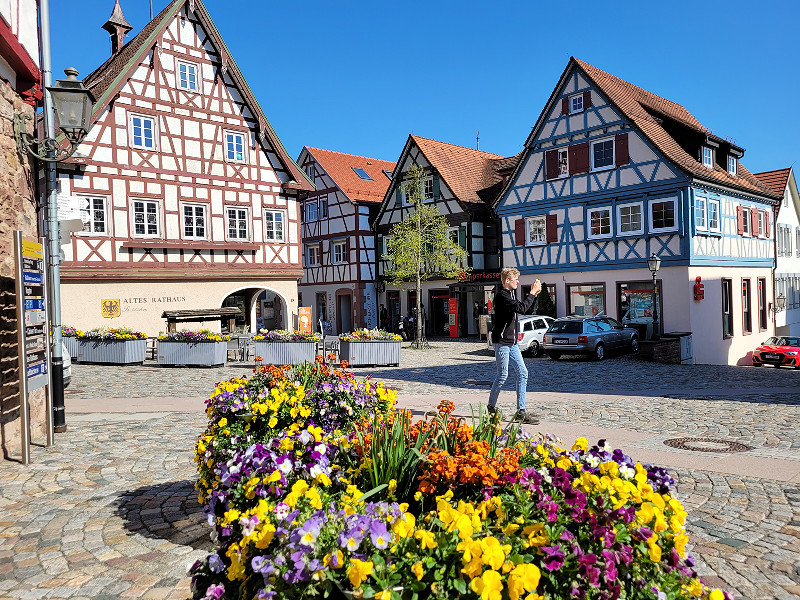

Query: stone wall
637,338,683,364
0,77,46,461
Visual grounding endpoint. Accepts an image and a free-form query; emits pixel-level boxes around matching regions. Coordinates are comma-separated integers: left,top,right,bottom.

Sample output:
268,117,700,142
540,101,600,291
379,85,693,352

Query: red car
752,336,800,368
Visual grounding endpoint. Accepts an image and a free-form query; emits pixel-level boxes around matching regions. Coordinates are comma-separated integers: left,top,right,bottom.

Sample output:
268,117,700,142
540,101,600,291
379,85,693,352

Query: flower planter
339,340,401,367
157,340,227,367
254,341,316,365
76,339,147,365
63,336,79,361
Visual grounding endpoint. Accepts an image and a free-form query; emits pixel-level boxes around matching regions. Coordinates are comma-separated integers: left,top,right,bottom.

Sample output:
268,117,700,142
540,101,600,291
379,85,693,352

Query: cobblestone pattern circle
664,437,753,453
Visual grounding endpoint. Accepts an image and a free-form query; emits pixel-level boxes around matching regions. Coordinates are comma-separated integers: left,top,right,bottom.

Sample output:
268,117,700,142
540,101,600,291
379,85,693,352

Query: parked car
62,342,71,388
543,315,639,360
488,315,554,357
752,336,800,368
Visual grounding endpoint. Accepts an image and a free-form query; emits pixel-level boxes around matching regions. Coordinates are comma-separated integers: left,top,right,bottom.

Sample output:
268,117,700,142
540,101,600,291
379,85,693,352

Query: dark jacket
491,286,537,346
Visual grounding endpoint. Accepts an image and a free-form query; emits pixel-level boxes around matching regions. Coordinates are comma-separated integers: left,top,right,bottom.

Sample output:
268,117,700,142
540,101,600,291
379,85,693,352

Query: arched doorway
220,287,287,334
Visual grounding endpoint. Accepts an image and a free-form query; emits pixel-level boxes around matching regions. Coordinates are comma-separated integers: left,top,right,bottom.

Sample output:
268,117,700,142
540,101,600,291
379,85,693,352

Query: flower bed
157,329,230,367
339,328,402,342
253,330,320,343
189,363,729,600
252,330,320,365
75,327,148,364
338,329,401,367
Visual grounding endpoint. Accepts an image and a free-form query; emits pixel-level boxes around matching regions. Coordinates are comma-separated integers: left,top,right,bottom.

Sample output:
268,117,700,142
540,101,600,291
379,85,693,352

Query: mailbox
693,276,704,301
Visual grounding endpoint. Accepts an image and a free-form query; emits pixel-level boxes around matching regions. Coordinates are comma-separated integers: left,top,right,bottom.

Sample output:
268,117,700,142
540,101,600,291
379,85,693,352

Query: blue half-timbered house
495,58,782,365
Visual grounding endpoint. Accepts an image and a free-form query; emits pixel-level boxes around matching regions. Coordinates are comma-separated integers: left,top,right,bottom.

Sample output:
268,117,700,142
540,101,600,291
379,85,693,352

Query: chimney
102,0,133,55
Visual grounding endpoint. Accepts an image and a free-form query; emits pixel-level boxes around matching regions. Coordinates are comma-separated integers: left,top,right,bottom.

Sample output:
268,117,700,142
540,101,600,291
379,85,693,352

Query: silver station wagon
488,315,555,357
543,315,639,361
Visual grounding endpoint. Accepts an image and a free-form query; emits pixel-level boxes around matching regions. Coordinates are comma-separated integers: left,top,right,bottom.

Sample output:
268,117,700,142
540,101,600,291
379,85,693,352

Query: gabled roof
411,135,508,205
753,168,792,197
82,0,313,192
305,147,395,204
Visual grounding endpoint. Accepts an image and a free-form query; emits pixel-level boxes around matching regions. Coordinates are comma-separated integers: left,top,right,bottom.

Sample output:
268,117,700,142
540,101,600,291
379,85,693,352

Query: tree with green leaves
384,165,471,348
536,282,556,318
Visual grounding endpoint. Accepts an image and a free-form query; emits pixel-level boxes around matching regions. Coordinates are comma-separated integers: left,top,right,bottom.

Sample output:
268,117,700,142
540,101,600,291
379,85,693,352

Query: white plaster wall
1,0,40,68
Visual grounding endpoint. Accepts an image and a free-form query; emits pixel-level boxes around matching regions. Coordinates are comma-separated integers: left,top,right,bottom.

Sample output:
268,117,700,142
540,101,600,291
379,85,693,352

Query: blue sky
49,0,798,174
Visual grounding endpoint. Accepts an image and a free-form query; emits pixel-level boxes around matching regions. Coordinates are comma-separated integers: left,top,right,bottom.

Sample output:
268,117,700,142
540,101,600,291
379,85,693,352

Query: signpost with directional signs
14,231,54,465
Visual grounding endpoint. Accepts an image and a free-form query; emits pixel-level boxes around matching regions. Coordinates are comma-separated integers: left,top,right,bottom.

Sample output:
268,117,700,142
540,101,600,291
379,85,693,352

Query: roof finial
102,0,133,55
476,130,480,151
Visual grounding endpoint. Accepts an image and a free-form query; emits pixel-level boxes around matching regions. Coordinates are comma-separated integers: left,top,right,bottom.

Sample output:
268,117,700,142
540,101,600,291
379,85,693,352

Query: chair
241,335,254,362
226,337,241,362
323,335,339,363
146,337,157,360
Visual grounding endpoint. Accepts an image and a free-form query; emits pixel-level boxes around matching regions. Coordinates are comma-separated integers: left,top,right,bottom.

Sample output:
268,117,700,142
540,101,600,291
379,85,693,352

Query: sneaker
514,410,540,425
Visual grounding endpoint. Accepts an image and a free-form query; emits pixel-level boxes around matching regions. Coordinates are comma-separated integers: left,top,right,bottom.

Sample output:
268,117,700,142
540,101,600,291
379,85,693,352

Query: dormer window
570,94,584,114
727,155,737,176
702,146,714,169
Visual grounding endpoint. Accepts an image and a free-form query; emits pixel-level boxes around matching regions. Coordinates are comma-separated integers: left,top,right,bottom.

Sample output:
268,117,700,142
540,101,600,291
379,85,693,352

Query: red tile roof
573,58,780,200
306,147,395,203
753,168,791,197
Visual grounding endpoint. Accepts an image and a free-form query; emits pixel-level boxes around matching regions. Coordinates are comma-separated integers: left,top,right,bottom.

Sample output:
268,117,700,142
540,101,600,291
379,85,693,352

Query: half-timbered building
54,0,313,335
295,147,394,334
495,58,781,365
756,168,800,337
374,135,517,337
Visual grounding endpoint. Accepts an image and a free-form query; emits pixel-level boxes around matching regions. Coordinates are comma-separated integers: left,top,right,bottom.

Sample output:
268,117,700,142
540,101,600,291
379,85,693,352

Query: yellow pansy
348,559,373,588
411,562,424,581
414,529,438,550
507,563,541,600
571,437,588,452
470,569,503,600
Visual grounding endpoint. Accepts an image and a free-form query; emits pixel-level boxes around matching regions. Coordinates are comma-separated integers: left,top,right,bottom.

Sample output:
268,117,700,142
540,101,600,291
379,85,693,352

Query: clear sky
49,0,799,174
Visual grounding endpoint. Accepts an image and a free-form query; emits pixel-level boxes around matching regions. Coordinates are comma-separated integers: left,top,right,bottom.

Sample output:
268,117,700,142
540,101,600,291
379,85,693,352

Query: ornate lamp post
647,253,661,341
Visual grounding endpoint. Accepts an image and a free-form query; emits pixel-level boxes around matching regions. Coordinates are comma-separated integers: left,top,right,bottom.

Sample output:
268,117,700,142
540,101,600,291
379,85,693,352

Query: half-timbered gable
296,147,394,334
54,0,314,335
496,57,781,365
374,135,518,337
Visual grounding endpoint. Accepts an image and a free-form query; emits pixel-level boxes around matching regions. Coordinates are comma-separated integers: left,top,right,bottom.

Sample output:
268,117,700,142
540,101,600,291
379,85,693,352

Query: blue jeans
488,343,528,411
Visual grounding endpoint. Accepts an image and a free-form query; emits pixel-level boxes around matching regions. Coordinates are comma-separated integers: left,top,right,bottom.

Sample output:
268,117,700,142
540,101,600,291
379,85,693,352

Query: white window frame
132,199,160,238
176,59,200,92
757,211,766,238
587,206,613,239
318,195,328,219
590,138,615,172
128,112,157,150
331,239,347,264
424,177,434,202
569,94,584,114
695,196,707,231
226,206,250,241
708,198,720,233
702,146,713,168
525,216,547,246
305,200,318,222
557,148,569,179
616,201,643,236
649,198,678,234
181,202,207,240
263,209,285,243
741,207,751,237
224,130,247,163
727,155,737,176
305,244,320,267
796,227,800,257
77,195,109,235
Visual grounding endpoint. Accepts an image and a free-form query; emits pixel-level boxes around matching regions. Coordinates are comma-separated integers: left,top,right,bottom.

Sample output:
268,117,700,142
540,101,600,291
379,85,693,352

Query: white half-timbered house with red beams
54,0,313,335
296,147,394,334
373,135,518,337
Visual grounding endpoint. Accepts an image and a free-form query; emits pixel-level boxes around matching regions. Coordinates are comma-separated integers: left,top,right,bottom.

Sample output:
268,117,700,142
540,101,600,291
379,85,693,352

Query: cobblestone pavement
1,338,798,599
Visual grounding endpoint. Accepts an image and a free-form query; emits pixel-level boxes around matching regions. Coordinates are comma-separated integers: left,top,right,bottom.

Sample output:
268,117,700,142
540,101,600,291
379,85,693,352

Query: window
526,216,546,245
569,94,584,114
305,200,318,222
332,240,347,264
318,196,328,219
567,284,605,316
695,197,707,230
226,207,249,240
182,204,206,239
305,244,320,267
708,199,720,232
722,278,733,338
649,198,677,233
133,200,159,237
741,207,751,236
591,139,614,171
352,167,373,181
727,155,737,176
382,169,393,180
757,211,766,238
305,164,316,180
424,177,434,201
742,279,752,334
557,148,568,178
130,113,156,150
264,210,285,242
225,131,246,162
702,146,713,168
617,202,643,235
796,228,800,257
588,207,612,238
177,60,199,91
758,278,767,331
79,196,107,233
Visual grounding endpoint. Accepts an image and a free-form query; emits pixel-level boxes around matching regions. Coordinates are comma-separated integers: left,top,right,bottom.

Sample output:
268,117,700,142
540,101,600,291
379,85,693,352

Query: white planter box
253,341,316,365
339,340,401,367
157,340,227,367
76,339,147,365
63,337,79,361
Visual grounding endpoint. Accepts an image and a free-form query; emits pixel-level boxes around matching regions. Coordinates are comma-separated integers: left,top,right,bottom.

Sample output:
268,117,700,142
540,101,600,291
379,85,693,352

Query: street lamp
647,253,661,341
14,67,94,162
771,293,787,314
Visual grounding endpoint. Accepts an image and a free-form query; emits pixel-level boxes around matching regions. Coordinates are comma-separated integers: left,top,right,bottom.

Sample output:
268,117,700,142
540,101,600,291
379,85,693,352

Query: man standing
488,268,542,424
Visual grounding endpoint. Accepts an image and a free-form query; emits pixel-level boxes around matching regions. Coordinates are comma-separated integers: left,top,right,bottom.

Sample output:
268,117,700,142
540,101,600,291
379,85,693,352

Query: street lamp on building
771,293,787,315
647,253,661,341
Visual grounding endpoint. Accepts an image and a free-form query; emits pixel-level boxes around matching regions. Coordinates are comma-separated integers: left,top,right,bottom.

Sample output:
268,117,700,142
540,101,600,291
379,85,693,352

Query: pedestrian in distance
488,267,542,424
379,304,389,330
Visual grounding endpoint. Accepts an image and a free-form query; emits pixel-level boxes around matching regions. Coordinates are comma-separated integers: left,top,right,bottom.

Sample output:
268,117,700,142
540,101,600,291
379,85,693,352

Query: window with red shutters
569,142,590,175
583,90,592,109
751,208,759,237
615,133,629,166
545,150,559,180
515,219,526,245
764,211,771,238
546,214,558,243
736,206,744,235
561,97,569,115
